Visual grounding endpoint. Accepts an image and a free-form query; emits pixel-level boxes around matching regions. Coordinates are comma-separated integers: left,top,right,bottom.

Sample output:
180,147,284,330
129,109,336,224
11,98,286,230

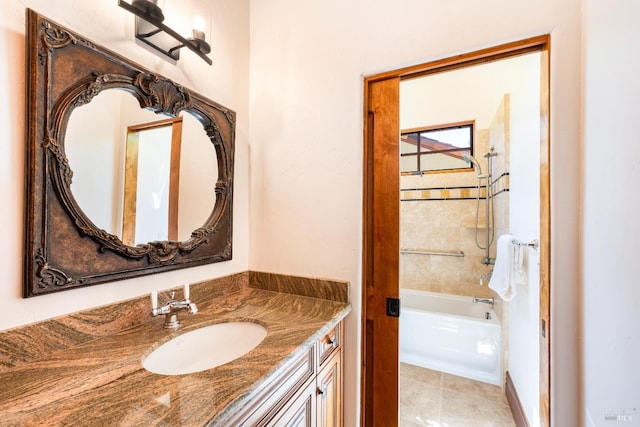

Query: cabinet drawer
318,324,341,368
223,346,315,426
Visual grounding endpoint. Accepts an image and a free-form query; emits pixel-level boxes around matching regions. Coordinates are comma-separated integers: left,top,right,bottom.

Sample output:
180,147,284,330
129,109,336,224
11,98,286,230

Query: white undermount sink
142,322,268,375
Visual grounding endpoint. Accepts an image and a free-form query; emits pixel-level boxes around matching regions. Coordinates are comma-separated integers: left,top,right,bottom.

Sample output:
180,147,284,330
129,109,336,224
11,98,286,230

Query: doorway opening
361,35,550,427
123,117,183,246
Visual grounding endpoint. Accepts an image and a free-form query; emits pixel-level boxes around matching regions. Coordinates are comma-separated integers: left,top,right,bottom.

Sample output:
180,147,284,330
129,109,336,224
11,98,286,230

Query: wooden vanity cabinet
224,321,343,427
266,378,317,426
271,349,341,427
277,321,343,427
315,323,342,427
316,351,342,427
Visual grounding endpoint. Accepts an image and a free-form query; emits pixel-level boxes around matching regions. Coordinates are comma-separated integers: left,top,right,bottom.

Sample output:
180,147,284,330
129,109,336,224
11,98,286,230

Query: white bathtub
399,288,502,385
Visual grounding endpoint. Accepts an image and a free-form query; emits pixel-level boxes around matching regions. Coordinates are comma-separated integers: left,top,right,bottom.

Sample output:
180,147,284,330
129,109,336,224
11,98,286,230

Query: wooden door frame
362,76,401,427
361,35,551,427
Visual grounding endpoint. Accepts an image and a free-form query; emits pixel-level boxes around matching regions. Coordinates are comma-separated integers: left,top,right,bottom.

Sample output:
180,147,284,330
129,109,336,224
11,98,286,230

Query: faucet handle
184,283,190,300
169,290,176,300
151,291,158,309
188,302,198,315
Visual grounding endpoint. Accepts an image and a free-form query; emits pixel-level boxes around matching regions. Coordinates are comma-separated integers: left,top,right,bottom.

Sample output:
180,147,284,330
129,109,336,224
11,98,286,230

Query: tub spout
473,297,494,306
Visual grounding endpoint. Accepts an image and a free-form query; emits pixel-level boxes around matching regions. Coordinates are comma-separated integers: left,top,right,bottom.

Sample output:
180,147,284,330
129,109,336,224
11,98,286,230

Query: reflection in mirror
123,118,180,245
65,89,218,246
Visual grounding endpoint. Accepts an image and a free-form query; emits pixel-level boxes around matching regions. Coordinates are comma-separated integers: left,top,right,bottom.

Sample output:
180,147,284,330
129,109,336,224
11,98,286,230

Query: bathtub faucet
480,271,492,286
472,297,494,306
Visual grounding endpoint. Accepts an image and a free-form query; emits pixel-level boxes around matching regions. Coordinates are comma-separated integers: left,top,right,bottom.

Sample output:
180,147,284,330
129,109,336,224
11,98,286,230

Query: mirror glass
65,89,218,245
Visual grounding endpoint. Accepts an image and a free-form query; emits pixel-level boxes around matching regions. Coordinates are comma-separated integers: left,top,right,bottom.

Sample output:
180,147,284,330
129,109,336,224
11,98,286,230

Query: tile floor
399,363,516,427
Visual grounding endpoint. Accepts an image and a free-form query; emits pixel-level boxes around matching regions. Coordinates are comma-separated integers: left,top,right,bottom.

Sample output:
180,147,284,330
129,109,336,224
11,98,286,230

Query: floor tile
441,372,508,404
440,388,514,423
400,405,442,427
400,376,441,412
399,365,515,427
401,363,442,387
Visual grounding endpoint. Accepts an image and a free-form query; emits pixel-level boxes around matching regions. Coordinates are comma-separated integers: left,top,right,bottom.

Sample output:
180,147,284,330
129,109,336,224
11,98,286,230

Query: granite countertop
0,273,351,426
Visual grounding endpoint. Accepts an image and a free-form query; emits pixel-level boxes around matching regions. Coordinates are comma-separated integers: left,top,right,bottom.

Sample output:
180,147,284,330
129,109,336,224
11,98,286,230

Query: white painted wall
582,1,640,426
178,112,218,241
507,53,541,427
65,90,123,234
0,0,249,328
249,1,581,425
135,125,172,243
401,56,537,130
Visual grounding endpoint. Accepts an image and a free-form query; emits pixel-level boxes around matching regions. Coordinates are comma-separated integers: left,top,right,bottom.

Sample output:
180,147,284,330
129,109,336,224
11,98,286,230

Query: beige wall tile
400,127,509,299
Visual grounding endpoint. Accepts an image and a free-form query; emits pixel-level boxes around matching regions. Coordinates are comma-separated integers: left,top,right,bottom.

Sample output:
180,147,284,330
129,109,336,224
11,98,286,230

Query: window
400,121,474,173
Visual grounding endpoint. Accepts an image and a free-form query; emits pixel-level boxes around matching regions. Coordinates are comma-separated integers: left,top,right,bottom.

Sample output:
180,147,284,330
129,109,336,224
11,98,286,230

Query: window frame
400,120,475,175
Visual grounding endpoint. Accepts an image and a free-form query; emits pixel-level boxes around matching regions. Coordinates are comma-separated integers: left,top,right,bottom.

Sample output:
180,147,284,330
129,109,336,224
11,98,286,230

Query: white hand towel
513,240,527,286
488,234,518,301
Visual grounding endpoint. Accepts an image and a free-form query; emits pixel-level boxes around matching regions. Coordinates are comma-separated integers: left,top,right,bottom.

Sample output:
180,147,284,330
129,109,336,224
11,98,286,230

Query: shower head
464,154,490,179
463,154,483,174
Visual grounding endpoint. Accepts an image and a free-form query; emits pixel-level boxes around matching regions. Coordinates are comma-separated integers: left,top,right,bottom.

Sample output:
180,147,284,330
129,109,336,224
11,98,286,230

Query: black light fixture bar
118,0,212,65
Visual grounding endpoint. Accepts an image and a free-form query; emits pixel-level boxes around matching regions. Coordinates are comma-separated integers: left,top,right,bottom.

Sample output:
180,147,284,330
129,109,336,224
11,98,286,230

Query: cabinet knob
317,387,327,398
324,335,336,347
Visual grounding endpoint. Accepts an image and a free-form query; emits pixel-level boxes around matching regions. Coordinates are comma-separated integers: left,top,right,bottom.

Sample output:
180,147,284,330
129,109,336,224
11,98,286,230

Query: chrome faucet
151,284,198,329
480,271,493,286
472,297,494,305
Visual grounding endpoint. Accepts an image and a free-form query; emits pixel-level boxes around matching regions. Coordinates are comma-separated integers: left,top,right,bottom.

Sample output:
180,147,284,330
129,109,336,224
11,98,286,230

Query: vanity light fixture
118,0,212,65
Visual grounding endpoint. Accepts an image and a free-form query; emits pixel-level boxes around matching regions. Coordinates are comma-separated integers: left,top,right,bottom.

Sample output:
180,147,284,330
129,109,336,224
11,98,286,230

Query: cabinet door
268,380,317,427
316,352,342,427
223,347,315,426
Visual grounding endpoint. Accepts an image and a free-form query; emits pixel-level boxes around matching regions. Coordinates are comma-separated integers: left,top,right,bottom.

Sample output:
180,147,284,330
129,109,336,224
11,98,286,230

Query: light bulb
193,15,207,33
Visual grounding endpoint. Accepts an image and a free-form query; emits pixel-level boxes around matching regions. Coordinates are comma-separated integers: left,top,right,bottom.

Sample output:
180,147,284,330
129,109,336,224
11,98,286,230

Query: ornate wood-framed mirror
23,9,235,297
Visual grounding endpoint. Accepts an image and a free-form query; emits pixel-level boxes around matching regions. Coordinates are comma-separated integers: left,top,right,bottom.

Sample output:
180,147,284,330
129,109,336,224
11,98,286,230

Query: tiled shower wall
491,95,511,246
400,125,509,299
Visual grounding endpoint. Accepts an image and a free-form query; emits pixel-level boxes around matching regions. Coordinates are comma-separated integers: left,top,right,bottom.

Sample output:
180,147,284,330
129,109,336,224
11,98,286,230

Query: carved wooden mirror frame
23,10,235,297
